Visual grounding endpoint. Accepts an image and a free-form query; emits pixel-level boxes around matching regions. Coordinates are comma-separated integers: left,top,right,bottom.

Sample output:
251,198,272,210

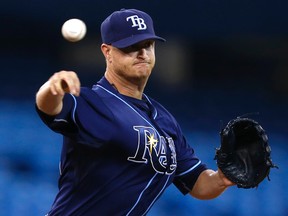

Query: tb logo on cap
126,15,147,30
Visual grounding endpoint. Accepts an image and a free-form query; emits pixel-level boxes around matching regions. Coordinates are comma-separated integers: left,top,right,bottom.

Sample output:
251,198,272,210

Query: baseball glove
215,117,278,188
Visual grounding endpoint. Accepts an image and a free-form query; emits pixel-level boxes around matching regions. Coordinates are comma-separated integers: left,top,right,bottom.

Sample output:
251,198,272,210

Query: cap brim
111,34,166,48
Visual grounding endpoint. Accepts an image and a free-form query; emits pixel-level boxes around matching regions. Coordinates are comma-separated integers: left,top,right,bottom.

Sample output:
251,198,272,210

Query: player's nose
137,48,149,59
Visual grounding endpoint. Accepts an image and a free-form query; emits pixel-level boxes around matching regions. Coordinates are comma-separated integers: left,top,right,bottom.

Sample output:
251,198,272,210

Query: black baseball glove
215,117,278,188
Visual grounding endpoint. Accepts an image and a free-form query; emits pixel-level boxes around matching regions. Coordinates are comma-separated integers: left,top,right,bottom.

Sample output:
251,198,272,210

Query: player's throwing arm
36,71,81,116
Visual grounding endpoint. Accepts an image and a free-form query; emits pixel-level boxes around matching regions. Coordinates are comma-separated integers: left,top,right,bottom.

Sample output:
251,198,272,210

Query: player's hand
217,168,235,187
48,70,81,96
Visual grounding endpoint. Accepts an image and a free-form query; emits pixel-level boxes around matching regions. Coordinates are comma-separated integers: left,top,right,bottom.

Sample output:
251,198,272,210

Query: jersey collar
94,76,158,119
95,76,119,94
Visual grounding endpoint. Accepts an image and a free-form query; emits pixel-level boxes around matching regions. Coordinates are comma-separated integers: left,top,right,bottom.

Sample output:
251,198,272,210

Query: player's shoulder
80,86,94,93
73,86,114,117
68,86,104,107
79,86,101,98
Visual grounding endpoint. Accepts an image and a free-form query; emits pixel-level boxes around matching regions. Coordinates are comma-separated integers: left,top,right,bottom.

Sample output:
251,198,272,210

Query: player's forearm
36,81,64,116
189,169,229,200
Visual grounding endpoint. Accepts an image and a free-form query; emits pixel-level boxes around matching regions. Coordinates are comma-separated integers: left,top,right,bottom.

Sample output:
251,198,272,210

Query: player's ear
101,44,111,62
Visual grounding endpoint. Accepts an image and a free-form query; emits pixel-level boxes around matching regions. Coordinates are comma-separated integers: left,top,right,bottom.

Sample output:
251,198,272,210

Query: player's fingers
49,71,81,96
60,71,81,96
218,169,235,187
49,73,65,96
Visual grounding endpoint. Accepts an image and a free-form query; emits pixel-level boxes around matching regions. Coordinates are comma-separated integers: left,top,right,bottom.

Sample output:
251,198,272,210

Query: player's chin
133,66,152,76
138,70,152,79
129,71,151,84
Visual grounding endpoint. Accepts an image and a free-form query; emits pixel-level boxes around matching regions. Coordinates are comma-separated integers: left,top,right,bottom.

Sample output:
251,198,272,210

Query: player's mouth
134,61,150,66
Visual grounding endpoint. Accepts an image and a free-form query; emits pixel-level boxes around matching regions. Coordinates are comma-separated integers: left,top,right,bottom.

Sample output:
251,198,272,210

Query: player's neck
104,71,146,100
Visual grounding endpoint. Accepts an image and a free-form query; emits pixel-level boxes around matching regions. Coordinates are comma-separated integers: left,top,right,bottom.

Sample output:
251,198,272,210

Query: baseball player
36,8,234,216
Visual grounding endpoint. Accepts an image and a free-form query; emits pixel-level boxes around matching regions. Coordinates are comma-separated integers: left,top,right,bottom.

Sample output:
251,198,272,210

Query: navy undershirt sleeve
173,163,207,195
35,93,77,135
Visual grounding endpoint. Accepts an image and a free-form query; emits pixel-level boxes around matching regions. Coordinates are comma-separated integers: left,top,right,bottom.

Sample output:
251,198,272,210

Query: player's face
106,40,156,84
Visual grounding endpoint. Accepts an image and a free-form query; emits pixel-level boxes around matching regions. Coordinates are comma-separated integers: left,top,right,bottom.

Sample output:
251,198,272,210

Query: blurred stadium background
1,1,287,215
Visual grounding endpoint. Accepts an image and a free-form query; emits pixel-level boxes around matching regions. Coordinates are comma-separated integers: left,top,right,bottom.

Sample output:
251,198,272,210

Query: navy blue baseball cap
101,8,166,48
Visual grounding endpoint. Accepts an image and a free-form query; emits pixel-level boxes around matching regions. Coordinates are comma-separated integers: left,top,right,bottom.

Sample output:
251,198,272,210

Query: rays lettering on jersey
128,126,177,175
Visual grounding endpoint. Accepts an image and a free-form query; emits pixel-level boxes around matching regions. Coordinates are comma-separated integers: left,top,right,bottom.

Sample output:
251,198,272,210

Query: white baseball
61,18,87,42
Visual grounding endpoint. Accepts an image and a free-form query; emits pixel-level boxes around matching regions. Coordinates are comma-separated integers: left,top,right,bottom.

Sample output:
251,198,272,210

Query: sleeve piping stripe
70,94,78,126
175,160,202,177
